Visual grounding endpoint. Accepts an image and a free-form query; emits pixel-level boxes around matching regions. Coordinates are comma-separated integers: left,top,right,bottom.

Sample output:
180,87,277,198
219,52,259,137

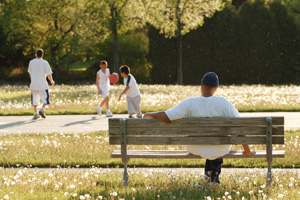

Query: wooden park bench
109,117,285,187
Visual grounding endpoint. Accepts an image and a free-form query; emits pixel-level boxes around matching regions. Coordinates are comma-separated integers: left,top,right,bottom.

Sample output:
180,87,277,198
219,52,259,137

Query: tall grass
0,131,299,168
0,167,299,199
1,84,300,115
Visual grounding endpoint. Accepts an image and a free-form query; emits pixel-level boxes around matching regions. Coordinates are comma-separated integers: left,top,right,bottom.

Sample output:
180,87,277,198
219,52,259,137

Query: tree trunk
50,46,60,83
113,27,119,73
111,5,119,73
176,0,183,85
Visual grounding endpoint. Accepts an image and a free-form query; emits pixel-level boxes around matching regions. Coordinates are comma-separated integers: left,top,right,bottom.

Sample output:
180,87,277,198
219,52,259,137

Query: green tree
92,0,146,72
145,0,226,84
0,0,108,82
283,0,300,26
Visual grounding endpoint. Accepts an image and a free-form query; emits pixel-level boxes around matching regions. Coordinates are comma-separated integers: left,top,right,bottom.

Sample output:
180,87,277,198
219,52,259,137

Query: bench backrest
109,117,284,145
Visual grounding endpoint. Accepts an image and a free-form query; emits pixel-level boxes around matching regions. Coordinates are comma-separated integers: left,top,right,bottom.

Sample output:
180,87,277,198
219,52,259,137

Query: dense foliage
149,0,300,85
0,0,299,85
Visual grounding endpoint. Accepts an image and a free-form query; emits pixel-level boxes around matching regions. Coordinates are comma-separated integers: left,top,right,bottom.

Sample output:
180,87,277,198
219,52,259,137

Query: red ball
109,73,119,84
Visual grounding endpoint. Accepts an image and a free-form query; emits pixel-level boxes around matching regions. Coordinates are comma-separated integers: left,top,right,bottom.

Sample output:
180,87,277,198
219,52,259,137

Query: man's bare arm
143,111,171,122
242,144,256,156
47,74,55,86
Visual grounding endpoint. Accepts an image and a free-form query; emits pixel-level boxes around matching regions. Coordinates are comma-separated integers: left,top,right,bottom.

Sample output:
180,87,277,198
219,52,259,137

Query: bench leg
267,163,272,187
123,163,128,187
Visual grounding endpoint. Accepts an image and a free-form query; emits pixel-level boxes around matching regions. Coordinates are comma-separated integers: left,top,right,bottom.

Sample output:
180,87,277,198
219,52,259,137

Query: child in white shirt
95,60,113,117
118,65,142,118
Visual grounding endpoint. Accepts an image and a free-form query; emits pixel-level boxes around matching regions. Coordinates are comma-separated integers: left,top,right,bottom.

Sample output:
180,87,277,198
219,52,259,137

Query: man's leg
31,91,40,119
39,90,50,118
205,158,223,183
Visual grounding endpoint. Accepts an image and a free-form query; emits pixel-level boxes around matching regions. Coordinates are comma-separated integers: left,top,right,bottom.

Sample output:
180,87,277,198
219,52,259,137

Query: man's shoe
33,113,40,120
95,107,102,115
39,109,46,118
137,114,143,118
106,110,113,117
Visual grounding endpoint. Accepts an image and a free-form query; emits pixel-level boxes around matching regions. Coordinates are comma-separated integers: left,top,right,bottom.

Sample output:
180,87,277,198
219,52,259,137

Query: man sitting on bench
144,72,256,183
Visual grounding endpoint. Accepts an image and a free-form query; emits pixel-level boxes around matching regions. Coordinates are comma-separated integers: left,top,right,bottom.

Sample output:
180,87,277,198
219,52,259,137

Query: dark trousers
205,158,223,183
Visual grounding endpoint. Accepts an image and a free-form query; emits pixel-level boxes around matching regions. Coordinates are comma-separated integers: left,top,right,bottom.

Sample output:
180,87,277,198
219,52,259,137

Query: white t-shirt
165,96,240,160
123,74,140,98
97,68,110,91
28,58,52,90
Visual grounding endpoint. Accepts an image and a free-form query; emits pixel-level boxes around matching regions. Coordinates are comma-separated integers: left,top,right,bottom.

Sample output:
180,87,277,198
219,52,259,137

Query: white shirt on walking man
28,49,55,119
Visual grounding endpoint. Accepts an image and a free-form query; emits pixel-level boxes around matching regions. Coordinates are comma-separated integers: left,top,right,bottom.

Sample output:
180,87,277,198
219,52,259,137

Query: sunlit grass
0,131,299,199
1,84,300,115
0,131,299,168
0,167,299,200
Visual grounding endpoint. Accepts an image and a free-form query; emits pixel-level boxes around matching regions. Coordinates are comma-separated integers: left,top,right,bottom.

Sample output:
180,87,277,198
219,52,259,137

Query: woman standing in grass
95,60,113,117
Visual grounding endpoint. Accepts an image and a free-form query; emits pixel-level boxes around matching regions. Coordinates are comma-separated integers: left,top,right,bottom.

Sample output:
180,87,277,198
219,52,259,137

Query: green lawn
0,167,299,200
0,130,299,199
1,84,300,115
0,131,298,168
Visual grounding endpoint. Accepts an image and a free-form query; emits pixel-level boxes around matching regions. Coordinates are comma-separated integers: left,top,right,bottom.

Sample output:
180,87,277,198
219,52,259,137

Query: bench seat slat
111,150,285,159
109,126,284,136
109,136,284,145
109,117,284,128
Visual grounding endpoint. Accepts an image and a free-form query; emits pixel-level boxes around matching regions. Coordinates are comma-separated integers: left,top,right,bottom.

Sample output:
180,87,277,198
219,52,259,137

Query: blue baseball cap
201,72,219,87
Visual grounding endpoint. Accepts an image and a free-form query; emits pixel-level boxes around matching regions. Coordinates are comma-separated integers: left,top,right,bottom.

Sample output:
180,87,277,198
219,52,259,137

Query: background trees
148,0,300,84
145,0,226,84
0,0,299,85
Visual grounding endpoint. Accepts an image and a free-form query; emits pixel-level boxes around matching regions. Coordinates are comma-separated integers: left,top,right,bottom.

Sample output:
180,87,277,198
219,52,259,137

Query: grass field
1,84,300,115
0,131,299,199
1,84,300,199
0,131,299,168
1,167,299,200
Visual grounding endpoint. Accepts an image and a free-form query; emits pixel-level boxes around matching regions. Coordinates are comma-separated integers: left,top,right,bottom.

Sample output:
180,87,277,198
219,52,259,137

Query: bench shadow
62,116,98,127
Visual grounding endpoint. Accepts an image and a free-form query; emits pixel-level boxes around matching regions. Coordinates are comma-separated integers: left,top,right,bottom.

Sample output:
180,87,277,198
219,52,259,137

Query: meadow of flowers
0,166,299,199
0,131,299,169
1,84,300,115
1,84,300,199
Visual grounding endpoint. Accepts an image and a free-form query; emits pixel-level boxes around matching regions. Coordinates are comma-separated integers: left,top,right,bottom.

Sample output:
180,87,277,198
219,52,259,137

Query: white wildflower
69,184,76,189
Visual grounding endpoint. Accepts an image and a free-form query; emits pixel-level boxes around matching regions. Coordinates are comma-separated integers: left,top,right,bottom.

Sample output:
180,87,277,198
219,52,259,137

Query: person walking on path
28,49,55,119
144,72,256,183
95,60,113,117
